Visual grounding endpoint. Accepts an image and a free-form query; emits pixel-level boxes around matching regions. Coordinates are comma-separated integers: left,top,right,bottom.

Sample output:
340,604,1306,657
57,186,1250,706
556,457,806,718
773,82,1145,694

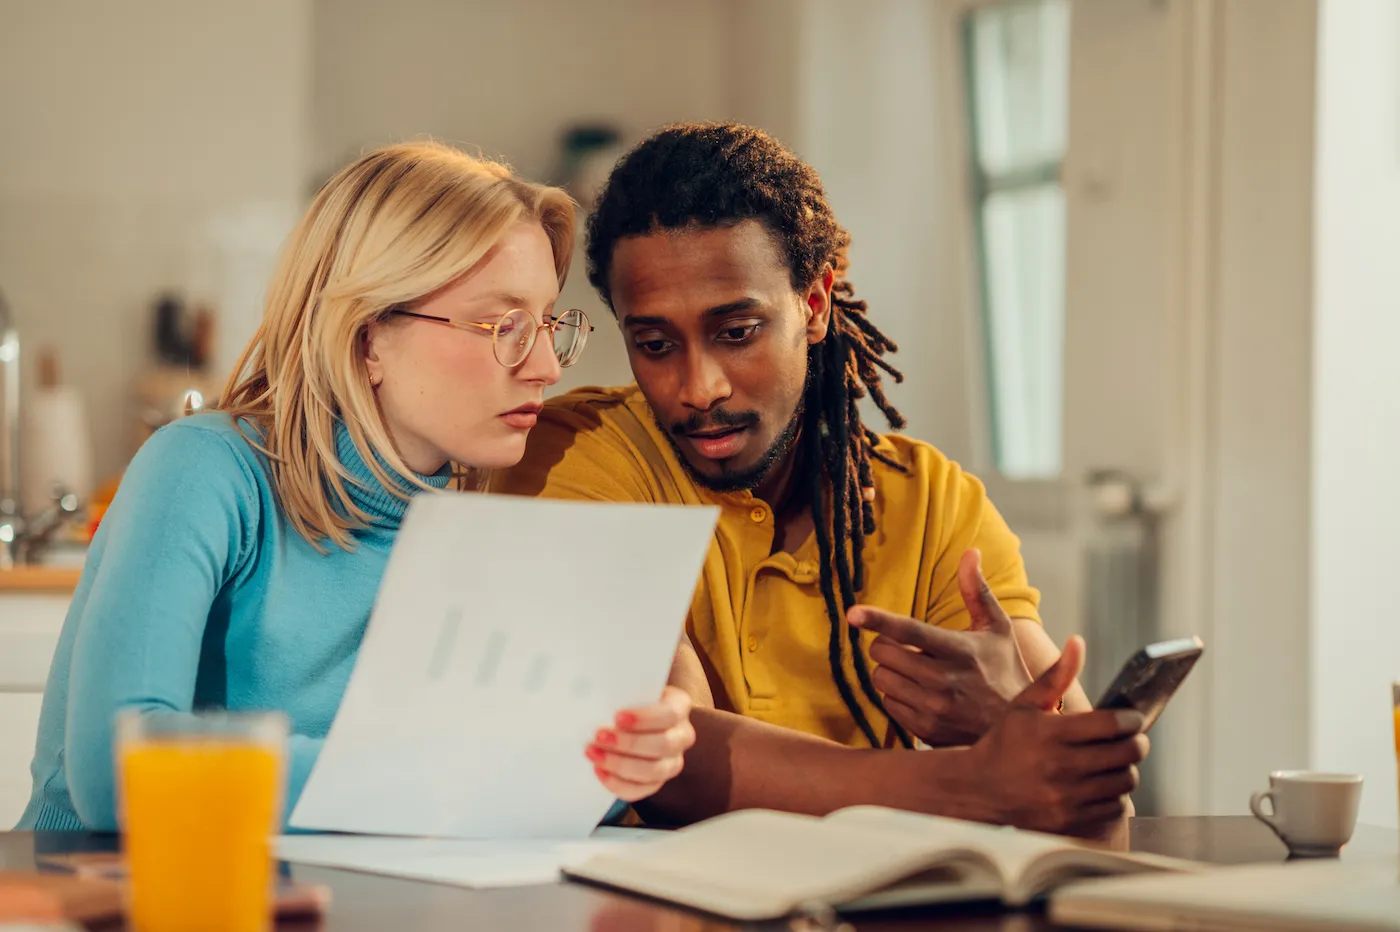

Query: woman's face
365,221,563,474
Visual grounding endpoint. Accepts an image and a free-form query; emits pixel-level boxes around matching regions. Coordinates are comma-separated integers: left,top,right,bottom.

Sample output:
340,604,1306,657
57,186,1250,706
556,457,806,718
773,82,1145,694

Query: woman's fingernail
585,745,605,763
594,766,610,780
615,712,638,730
595,729,617,746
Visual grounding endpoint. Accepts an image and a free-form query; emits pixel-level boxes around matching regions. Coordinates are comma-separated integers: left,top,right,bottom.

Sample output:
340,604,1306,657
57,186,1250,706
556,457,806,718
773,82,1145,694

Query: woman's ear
363,323,385,388
804,265,835,344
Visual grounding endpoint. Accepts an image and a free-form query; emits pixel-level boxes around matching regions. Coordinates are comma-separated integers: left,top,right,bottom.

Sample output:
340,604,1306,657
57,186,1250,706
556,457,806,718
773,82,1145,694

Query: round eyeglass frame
389,306,594,368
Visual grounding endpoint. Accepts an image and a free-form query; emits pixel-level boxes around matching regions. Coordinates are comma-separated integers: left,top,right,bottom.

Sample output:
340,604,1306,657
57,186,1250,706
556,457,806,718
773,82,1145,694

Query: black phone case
1095,647,1201,729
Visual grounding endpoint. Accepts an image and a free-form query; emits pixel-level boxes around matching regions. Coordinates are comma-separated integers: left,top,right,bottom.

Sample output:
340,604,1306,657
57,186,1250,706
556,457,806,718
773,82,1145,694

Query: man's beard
656,402,804,494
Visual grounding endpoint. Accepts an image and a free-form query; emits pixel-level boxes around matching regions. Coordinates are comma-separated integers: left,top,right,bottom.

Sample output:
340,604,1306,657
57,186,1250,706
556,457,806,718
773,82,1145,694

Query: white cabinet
0,593,69,827
0,693,44,827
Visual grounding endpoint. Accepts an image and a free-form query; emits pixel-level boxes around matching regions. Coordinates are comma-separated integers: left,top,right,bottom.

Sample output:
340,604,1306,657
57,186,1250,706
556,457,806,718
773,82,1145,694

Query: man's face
609,220,831,493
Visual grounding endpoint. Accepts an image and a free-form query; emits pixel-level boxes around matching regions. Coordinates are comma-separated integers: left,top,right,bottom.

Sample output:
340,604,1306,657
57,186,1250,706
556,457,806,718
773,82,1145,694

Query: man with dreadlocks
496,123,1147,839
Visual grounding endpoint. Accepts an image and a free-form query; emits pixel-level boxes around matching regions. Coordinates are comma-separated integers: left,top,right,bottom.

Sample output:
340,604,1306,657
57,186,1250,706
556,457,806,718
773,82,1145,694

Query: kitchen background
3,0,1398,834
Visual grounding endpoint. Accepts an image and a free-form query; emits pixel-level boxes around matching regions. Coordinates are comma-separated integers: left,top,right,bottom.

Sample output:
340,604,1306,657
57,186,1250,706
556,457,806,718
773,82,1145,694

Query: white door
945,0,1316,816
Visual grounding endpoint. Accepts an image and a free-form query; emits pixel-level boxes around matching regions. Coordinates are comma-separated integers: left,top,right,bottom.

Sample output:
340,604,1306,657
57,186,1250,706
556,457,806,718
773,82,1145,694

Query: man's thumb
958,549,1001,632
1012,635,1085,711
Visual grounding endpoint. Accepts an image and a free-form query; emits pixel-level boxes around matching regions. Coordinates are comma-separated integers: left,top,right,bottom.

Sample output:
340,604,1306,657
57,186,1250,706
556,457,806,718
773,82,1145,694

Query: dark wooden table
2,818,1395,931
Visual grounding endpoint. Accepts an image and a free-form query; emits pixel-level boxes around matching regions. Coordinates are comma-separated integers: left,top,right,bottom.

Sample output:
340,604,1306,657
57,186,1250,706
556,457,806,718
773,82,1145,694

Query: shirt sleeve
921,454,1041,630
63,423,323,830
490,397,656,503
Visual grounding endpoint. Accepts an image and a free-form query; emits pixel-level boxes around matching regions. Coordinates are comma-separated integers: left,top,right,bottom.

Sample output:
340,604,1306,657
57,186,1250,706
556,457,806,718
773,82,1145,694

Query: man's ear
803,265,835,344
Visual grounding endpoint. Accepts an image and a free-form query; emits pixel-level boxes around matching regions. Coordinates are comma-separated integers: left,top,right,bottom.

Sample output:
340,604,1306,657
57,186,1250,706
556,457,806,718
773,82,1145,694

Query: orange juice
1393,683,1400,819
118,714,285,932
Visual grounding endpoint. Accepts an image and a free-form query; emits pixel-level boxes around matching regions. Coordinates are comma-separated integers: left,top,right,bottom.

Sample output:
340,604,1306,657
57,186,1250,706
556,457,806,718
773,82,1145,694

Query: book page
829,807,1069,884
829,807,1196,904
566,809,977,920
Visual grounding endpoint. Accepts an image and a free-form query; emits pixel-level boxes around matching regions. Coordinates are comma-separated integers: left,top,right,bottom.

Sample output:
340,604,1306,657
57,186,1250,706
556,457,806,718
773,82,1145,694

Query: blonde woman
17,142,695,831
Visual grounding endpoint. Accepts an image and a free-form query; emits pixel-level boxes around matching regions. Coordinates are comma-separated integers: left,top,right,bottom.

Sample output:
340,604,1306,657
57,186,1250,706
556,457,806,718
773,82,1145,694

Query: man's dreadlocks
586,122,912,748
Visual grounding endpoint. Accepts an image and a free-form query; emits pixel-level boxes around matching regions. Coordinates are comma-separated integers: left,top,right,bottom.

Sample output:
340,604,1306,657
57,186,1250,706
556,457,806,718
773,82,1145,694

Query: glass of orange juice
116,710,287,932
1393,683,1399,818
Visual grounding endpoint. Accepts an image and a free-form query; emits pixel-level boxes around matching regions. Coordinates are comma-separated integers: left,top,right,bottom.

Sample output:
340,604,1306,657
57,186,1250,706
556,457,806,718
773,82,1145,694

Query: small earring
369,374,380,387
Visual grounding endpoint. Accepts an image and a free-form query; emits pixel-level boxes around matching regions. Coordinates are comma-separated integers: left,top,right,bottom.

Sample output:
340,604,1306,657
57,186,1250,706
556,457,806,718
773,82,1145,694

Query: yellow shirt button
747,635,759,652
749,506,767,523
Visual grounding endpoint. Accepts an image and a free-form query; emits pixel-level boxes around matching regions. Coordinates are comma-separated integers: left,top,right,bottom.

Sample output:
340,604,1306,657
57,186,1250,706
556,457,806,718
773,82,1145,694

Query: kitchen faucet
0,289,78,569
0,288,21,568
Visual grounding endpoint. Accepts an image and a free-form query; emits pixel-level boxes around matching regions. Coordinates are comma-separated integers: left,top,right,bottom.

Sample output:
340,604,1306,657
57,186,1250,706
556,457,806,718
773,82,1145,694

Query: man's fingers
958,549,1012,633
869,635,964,681
849,606,972,658
1059,734,1151,777
1070,766,1141,804
883,694,925,734
1065,797,1131,834
1054,707,1147,745
871,664,940,712
1012,635,1085,711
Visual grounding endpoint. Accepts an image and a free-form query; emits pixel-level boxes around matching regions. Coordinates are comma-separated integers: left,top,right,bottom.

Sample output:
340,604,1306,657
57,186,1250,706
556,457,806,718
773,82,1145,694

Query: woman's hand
586,685,696,803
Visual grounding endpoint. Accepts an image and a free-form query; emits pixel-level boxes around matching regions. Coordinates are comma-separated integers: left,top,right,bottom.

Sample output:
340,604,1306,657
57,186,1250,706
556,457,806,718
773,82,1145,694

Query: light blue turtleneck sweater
17,413,454,831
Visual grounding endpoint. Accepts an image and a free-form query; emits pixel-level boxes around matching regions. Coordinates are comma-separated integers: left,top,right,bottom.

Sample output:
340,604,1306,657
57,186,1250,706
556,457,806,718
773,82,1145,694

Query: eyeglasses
389,307,594,368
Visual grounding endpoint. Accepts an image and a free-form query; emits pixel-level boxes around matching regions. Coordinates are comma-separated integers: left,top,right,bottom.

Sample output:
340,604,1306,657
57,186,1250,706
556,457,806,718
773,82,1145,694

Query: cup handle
1249,789,1284,839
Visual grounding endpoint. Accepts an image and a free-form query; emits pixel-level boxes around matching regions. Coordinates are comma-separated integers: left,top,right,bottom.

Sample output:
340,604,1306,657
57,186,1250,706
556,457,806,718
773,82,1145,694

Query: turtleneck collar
334,421,453,527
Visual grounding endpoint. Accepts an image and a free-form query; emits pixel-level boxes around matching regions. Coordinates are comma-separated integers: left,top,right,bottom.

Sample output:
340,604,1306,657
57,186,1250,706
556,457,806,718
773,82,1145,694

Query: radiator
1082,474,1162,815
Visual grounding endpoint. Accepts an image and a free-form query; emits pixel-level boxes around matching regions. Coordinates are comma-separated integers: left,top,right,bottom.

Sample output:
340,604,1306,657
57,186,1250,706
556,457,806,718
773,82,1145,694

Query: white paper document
277,827,657,889
289,494,717,839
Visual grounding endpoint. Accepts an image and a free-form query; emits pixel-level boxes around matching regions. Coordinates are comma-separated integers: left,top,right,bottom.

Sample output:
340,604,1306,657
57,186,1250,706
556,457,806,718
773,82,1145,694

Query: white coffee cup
1249,770,1363,857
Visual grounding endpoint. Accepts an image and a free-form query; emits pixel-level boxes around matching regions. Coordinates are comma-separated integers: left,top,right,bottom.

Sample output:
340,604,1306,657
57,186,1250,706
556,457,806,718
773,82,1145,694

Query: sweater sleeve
63,422,323,830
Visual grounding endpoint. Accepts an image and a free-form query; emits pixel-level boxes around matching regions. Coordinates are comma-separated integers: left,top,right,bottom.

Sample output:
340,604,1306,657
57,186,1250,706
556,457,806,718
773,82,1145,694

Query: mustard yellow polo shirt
493,384,1040,748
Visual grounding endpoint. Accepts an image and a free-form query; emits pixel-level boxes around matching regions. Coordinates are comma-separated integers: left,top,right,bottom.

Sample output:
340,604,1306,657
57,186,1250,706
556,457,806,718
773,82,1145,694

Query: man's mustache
670,409,760,436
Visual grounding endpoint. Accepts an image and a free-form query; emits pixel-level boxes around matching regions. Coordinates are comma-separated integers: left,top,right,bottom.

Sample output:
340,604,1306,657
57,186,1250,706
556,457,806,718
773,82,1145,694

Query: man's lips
683,426,749,460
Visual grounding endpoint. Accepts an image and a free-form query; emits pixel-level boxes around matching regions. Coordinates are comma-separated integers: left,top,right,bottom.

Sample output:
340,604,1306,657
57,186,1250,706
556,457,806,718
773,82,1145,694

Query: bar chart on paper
289,495,717,840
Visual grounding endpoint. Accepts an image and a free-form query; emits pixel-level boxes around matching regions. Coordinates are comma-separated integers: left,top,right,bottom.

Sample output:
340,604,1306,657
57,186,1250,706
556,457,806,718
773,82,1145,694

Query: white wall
312,0,732,183
794,0,975,465
1197,0,1319,817
310,0,975,451
1311,0,1400,829
0,0,312,479
313,0,740,397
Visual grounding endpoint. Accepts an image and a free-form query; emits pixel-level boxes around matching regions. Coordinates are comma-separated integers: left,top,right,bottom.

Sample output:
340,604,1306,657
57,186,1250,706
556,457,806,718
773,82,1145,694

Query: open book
565,806,1199,921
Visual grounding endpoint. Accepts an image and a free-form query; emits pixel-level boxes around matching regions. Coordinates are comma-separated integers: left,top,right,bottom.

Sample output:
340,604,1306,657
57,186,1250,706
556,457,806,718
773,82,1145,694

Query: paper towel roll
22,385,94,517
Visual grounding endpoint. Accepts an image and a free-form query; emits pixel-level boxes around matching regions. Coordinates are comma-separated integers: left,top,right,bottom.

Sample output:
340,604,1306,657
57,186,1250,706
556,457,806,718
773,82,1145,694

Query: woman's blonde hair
219,140,576,550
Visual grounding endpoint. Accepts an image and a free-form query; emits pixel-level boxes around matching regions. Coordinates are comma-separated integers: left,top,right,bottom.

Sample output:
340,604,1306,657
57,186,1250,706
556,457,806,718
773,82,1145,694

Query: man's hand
848,549,1033,746
959,635,1147,837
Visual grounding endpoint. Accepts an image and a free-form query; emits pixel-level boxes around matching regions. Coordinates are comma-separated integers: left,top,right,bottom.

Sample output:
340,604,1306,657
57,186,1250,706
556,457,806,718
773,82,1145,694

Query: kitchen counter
0,566,81,592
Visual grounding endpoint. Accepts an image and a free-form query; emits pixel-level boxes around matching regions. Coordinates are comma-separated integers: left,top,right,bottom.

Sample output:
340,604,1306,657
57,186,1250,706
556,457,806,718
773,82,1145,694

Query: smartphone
1093,636,1204,730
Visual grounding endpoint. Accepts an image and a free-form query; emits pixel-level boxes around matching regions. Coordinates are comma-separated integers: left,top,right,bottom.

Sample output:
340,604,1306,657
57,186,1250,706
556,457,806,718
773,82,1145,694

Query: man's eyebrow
622,298,762,328
621,314,668,328
703,298,762,318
